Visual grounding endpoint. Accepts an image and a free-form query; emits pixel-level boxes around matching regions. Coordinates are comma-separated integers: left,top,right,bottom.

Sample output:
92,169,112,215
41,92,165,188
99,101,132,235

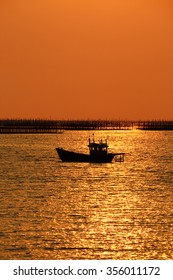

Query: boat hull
56,148,115,163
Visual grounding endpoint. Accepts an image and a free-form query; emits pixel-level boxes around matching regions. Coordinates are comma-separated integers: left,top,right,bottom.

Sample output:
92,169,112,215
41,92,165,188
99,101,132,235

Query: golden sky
0,0,173,120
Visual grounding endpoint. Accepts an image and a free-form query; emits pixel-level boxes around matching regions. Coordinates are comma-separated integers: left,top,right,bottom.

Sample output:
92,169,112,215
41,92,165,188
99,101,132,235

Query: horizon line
0,118,173,122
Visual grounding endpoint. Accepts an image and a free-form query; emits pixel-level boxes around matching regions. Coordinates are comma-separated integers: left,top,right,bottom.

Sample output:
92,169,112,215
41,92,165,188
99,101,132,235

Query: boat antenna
106,135,109,145
88,131,91,144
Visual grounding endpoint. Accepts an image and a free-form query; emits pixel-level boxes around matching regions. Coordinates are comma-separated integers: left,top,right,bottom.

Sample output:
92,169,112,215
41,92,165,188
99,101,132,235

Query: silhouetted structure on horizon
0,119,173,133
0,119,60,134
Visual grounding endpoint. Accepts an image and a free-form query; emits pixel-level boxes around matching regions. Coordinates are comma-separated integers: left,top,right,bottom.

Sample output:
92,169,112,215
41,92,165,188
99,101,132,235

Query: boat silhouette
56,137,124,163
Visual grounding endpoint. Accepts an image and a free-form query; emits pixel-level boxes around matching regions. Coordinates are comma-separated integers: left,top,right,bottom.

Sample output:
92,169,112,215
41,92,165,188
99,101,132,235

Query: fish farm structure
0,119,173,133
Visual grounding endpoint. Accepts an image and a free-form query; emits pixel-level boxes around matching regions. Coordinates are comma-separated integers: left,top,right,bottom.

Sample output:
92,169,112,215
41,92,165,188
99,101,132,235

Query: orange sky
0,0,173,120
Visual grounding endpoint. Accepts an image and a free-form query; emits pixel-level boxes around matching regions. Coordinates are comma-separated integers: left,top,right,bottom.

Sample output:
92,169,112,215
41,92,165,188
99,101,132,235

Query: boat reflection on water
56,137,125,163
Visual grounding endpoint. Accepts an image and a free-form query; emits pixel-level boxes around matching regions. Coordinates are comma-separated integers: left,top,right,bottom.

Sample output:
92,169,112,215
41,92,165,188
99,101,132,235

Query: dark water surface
0,130,172,259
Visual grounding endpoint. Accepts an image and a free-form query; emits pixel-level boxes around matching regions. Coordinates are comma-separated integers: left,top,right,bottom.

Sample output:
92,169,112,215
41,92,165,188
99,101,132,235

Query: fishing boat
56,137,125,163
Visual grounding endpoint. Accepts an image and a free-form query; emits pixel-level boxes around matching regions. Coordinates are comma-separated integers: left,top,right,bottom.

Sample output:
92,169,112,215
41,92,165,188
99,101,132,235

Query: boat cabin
88,138,108,156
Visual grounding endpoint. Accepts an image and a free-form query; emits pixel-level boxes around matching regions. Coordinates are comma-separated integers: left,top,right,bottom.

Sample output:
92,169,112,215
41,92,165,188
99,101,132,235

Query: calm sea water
0,130,172,260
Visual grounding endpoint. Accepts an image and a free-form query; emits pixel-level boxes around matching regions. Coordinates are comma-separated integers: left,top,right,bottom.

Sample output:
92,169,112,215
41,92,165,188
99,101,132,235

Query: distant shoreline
0,119,173,133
